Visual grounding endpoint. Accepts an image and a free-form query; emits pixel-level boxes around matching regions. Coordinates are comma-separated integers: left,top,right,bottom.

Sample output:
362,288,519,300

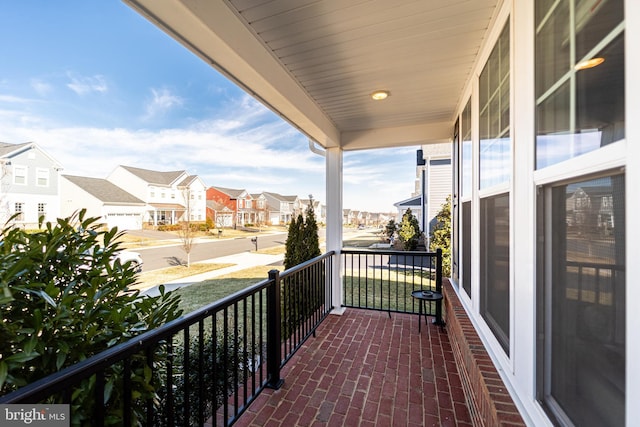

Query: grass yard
173,265,284,314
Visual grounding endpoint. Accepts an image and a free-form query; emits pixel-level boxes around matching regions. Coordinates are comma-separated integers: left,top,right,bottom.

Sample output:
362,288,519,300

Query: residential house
393,196,422,226
0,142,62,228
262,192,298,225
413,144,452,239
122,1,636,425
60,175,146,230
207,186,255,227
206,199,234,228
298,197,323,223
107,165,206,226
250,193,268,226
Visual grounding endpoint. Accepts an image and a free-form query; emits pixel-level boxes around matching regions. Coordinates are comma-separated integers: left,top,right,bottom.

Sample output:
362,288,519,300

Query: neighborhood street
132,231,289,272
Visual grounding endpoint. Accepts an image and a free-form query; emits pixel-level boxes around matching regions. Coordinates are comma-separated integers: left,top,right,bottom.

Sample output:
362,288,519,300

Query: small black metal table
411,290,444,332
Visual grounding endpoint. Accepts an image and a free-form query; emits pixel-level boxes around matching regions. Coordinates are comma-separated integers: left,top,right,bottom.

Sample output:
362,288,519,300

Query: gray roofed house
61,175,146,230
261,192,299,225
119,165,186,186
108,165,207,226
0,141,63,227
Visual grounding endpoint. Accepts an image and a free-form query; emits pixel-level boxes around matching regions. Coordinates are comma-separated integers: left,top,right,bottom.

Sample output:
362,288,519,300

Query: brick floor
234,309,472,427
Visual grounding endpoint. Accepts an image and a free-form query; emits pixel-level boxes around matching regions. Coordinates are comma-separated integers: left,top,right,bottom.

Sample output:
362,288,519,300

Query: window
479,23,510,189
480,193,510,353
150,187,155,198
37,203,46,220
537,174,625,427
14,166,27,185
478,21,511,354
171,191,176,199
535,0,624,169
461,100,472,198
14,202,24,221
462,201,472,297
36,168,49,187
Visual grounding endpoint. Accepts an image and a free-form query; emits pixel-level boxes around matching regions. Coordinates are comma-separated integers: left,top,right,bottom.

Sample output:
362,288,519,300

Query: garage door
107,213,142,230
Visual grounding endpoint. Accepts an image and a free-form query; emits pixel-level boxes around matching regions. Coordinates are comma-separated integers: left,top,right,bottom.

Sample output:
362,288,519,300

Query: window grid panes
535,0,625,169
14,166,26,185
14,202,24,221
461,100,472,198
479,23,510,189
36,168,49,187
37,203,46,219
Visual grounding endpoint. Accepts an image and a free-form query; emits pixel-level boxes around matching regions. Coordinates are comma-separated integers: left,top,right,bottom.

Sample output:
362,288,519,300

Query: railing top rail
280,250,335,279
341,248,440,256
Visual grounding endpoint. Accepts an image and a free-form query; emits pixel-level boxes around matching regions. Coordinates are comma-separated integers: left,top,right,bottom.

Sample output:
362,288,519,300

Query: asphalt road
135,232,289,271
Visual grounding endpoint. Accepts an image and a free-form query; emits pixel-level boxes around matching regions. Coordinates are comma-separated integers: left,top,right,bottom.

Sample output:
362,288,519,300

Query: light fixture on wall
575,57,605,71
371,90,389,100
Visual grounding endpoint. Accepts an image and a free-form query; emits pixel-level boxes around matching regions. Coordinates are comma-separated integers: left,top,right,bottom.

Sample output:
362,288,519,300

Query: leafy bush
430,196,451,277
398,208,422,251
154,331,258,426
157,224,181,232
0,210,182,424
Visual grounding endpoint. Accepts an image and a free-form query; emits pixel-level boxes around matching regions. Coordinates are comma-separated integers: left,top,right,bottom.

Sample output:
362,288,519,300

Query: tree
430,196,451,277
178,187,196,267
398,208,421,251
283,214,304,269
0,210,182,422
384,218,397,243
300,199,321,261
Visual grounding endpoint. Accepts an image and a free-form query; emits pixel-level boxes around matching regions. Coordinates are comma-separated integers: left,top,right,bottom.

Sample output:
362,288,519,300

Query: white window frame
13,165,27,185
36,168,49,187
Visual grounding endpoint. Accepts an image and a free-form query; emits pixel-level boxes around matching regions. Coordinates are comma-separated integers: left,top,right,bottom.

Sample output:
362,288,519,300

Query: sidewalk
141,251,284,297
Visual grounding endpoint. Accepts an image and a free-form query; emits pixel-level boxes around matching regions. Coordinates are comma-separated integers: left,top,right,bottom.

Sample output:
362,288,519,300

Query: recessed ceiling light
575,57,605,71
371,90,389,101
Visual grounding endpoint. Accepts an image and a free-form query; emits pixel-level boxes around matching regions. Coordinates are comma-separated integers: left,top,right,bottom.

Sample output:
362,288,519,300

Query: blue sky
0,2,418,213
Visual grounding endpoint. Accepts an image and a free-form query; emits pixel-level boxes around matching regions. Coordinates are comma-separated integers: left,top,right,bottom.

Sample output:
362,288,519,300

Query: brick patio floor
234,308,472,427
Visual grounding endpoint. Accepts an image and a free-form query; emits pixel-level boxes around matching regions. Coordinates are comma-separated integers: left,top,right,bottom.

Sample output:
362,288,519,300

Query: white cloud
66,73,108,95
143,87,183,119
0,94,34,104
0,109,415,212
31,79,53,96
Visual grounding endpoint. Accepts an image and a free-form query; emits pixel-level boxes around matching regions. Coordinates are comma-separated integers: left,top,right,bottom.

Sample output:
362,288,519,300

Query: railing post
435,248,445,326
266,269,284,389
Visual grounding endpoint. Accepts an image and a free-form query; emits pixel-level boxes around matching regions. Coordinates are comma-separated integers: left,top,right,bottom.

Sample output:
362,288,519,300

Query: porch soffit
124,0,499,150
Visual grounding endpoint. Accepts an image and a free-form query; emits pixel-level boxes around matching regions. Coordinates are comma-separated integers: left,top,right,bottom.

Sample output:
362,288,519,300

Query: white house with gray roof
60,175,146,230
0,142,62,228
107,165,206,226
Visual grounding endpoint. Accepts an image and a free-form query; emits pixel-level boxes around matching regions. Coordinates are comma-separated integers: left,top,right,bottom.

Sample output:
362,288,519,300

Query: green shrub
398,208,422,251
282,201,322,338
0,210,182,424
153,331,257,426
430,196,451,277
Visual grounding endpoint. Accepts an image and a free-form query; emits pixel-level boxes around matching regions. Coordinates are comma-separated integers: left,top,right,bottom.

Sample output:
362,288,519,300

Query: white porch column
625,0,640,423
326,146,345,315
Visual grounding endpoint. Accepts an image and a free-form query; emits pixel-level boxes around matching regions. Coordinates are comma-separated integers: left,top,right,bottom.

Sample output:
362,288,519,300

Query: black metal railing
0,252,335,427
342,248,443,322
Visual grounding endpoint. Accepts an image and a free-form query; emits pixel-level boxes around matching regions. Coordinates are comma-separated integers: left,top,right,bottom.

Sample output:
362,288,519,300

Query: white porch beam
340,122,451,151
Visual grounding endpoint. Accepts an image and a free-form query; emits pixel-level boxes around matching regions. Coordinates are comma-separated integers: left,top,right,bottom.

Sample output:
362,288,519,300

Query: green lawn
173,265,284,314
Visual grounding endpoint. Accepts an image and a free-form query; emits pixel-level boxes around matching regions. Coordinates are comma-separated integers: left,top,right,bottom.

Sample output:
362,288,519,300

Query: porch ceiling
124,0,499,150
